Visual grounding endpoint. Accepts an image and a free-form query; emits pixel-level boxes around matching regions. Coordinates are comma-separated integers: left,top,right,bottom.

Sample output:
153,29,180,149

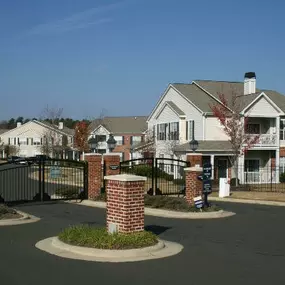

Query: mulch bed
0,204,22,220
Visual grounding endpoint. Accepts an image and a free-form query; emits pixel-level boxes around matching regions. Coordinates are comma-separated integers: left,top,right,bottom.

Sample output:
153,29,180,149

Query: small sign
203,163,212,194
194,196,204,209
203,163,212,179
203,180,212,193
109,165,119,170
50,166,61,179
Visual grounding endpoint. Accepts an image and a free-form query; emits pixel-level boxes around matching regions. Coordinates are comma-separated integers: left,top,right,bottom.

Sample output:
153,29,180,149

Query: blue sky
0,0,285,120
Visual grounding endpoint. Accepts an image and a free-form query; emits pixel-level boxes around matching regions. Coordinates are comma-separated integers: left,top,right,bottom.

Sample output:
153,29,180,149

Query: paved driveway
0,202,284,285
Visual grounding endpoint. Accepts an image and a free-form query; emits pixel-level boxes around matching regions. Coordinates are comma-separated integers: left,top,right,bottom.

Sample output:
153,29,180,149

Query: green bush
58,225,158,249
55,186,81,198
280,172,285,183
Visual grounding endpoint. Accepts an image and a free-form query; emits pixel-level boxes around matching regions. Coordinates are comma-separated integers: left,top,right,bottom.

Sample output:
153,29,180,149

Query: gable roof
174,140,233,152
34,120,75,136
89,116,148,135
165,101,185,116
0,129,8,135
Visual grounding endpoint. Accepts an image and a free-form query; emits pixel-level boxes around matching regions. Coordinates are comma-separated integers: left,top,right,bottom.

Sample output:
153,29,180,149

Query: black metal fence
120,158,189,195
212,166,285,192
0,158,88,204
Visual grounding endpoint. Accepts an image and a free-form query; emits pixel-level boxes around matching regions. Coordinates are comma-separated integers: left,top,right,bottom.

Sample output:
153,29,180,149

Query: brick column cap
104,174,147,182
186,153,203,156
184,166,203,172
103,153,121,157
84,153,102,157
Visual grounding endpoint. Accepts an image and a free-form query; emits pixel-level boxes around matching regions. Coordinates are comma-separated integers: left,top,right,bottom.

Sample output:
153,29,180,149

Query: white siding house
145,72,285,185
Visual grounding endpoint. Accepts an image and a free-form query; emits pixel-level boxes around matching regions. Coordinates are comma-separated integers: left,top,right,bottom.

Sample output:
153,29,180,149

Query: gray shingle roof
165,101,185,116
0,129,8,135
172,83,219,112
35,121,74,136
174,140,232,152
89,116,148,135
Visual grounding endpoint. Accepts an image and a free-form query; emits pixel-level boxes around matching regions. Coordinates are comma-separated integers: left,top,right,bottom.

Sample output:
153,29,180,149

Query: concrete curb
66,200,236,219
35,236,184,263
209,197,285,207
0,210,40,226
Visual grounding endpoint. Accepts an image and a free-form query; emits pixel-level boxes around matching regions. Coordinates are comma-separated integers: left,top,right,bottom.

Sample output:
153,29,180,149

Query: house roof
89,116,148,135
174,140,233,152
0,129,8,135
35,120,75,136
165,101,185,116
172,83,218,113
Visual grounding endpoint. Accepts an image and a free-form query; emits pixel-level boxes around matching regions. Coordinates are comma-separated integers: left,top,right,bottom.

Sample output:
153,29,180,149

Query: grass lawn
58,225,158,249
211,191,285,202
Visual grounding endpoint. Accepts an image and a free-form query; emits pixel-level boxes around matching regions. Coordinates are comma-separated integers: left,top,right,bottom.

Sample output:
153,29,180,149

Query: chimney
244,72,256,95
17,122,22,128
58,122,64,130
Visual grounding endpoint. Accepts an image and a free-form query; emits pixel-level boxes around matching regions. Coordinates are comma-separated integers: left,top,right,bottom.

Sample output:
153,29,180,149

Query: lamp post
88,137,98,153
189,139,199,153
107,134,117,153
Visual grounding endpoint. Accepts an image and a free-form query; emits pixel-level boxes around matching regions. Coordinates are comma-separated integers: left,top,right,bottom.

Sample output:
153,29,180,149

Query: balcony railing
246,134,277,146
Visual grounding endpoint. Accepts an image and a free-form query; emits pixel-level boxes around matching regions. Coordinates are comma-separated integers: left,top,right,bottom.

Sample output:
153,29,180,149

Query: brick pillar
184,166,203,205
103,154,121,176
105,174,146,234
84,153,102,199
186,153,203,167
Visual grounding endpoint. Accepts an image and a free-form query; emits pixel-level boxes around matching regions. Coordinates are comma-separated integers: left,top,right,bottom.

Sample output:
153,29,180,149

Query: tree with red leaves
74,121,90,152
209,89,260,184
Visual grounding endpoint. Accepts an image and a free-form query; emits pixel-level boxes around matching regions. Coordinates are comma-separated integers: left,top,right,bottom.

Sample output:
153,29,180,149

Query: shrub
230,178,240,186
55,187,82,198
58,225,158,249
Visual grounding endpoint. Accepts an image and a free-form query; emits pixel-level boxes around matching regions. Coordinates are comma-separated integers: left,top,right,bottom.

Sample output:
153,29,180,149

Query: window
246,123,260,134
19,137,28,145
33,138,41,145
114,136,123,145
158,154,164,170
187,120,195,140
131,136,142,146
169,122,179,140
157,124,167,140
95,135,106,142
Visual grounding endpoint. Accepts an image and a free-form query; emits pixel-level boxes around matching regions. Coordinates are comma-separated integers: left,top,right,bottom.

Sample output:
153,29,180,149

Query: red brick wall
113,134,144,161
84,154,102,199
185,167,203,205
103,154,121,176
106,179,145,233
186,153,203,167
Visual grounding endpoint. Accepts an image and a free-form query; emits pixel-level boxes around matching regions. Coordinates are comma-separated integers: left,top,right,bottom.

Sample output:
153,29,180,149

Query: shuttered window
188,120,195,140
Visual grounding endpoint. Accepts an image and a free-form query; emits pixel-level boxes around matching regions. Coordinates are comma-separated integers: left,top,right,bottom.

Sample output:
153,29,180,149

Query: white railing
246,134,277,146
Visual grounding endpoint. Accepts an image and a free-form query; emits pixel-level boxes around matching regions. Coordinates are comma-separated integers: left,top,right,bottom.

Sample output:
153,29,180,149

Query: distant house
88,116,147,161
146,72,285,184
0,120,75,159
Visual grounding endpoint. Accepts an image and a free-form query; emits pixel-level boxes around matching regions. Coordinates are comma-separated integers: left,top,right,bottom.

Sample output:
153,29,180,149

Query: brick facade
84,154,102,199
184,166,203,205
280,147,285,157
113,134,144,161
103,154,121,176
105,175,146,234
186,153,203,167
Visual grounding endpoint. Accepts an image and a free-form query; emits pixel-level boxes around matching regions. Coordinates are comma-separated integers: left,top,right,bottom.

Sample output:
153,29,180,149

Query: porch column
72,150,75,160
210,155,214,179
276,148,280,183
239,154,245,184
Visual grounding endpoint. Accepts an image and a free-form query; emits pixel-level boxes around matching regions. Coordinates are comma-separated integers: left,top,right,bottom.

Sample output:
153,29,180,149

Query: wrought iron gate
0,157,88,204
120,157,189,195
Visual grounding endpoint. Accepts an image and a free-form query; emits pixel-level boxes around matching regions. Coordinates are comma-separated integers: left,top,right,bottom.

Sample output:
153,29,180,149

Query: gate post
103,154,121,176
186,153,203,167
184,166,203,205
84,153,102,199
104,174,146,234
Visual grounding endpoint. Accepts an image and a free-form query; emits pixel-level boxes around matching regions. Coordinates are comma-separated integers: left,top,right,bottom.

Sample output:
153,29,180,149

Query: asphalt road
0,202,284,285
0,163,81,202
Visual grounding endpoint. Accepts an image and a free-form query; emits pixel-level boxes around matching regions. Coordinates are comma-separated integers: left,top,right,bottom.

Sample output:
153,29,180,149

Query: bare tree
39,105,64,157
209,86,260,184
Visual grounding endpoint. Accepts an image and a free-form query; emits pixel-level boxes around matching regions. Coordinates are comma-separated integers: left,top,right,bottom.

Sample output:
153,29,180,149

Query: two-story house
0,120,75,159
146,72,285,185
88,116,147,161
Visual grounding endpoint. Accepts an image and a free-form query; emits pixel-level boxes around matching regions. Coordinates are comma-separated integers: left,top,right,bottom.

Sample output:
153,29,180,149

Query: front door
218,159,228,178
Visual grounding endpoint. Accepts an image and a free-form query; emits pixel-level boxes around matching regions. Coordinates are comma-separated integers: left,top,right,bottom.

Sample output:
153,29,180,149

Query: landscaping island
58,225,158,250
0,204,22,220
